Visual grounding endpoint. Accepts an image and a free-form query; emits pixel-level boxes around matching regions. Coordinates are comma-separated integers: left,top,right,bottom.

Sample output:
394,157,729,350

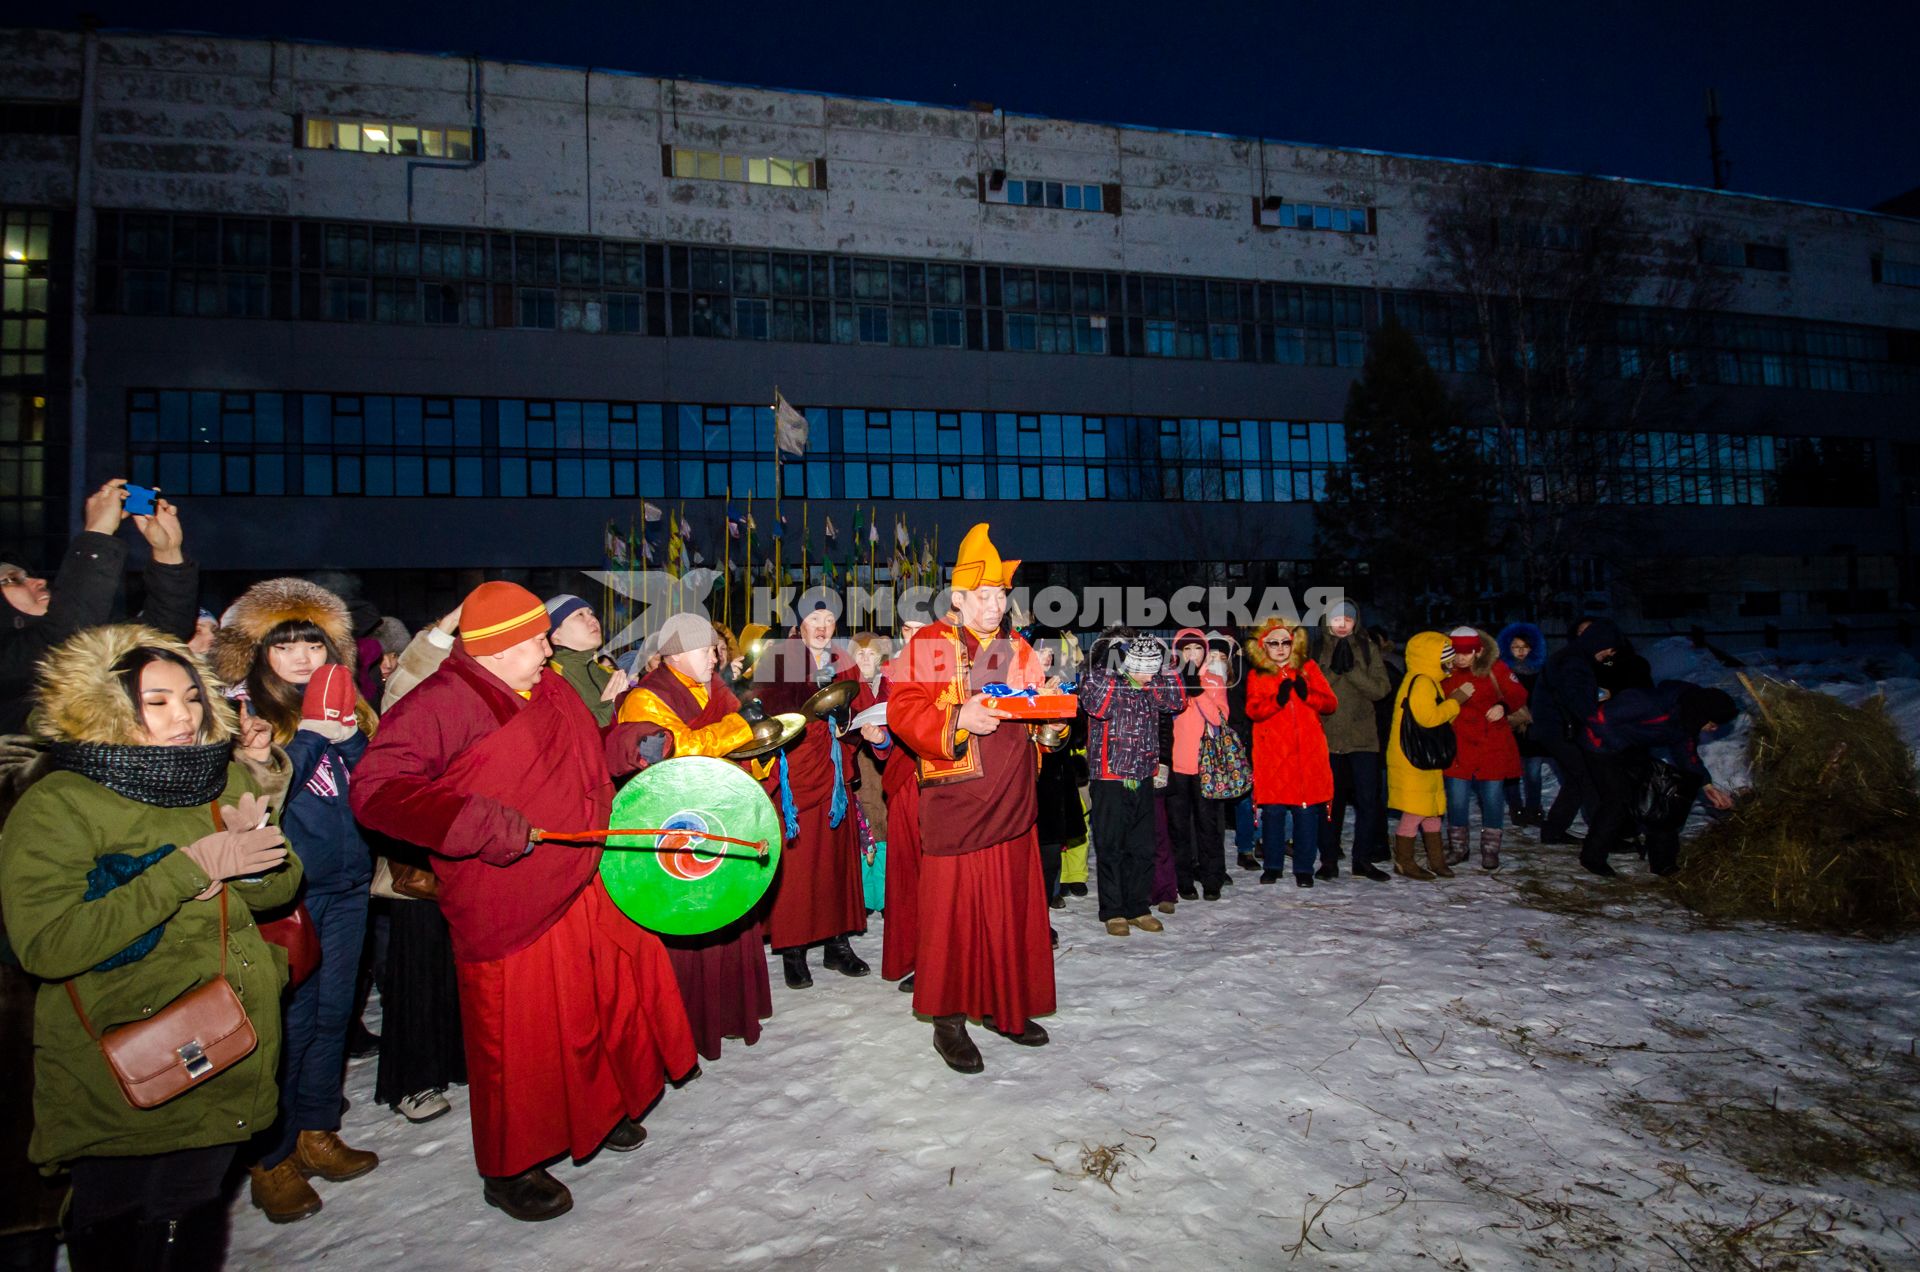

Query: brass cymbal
801,679,859,721
727,712,808,760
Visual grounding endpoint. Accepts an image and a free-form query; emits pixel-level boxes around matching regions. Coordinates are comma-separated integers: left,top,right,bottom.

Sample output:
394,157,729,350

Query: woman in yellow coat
1386,631,1473,880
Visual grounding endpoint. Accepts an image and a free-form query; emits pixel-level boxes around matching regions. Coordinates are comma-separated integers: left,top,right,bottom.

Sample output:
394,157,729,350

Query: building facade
2,27,1917,631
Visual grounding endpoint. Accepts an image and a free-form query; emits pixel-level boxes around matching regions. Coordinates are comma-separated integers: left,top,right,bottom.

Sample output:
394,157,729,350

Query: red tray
986,694,1079,720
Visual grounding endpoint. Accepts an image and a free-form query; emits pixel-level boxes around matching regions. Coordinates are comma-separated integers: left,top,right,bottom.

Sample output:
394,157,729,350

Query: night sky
32,0,1917,212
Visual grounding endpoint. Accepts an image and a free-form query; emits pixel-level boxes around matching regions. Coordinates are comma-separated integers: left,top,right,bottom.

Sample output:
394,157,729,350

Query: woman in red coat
1244,619,1338,886
1440,626,1528,870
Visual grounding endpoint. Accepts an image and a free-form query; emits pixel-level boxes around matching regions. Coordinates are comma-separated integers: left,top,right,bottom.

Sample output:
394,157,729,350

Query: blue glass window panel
554,402,582,449
964,464,986,499
130,453,156,484
1243,468,1263,500
190,392,218,447
638,460,665,495
1018,424,1040,460
1087,467,1106,499
580,459,609,498
302,455,333,495
961,412,983,453
1041,415,1062,457
527,459,551,498
1084,185,1102,211
1043,466,1064,499
129,407,157,443
1225,471,1242,500
636,405,664,451
335,456,361,495
703,420,728,452
678,405,703,450
159,452,188,492
1328,424,1347,463
731,460,756,496
302,396,330,445
1064,185,1082,210
808,463,831,499
333,409,362,448
610,409,636,451
893,462,915,498
940,463,961,498
458,457,484,496
995,413,1016,456
426,458,452,495
680,459,704,496
498,400,526,448
360,396,391,446
844,408,866,453
937,419,961,456
221,410,252,446
556,459,582,497
1021,467,1042,499
254,393,283,443
1061,415,1083,458
612,461,635,497
579,402,609,450
782,462,804,498
1065,467,1085,499
190,452,218,492
255,455,284,495
915,411,936,454
455,399,482,447
917,461,936,494
1006,181,1026,206
846,463,868,500
755,460,776,497
998,463,1019,497
425,406,453,450
394,397,424,447
156,392,187,442
868,462,890,498
728,406,756,452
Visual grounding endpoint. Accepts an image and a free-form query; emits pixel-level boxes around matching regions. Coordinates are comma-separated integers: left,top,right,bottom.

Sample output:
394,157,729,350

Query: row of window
123,389,1880,509
667,147,819,188
85,211,1920,386
302,117,477,160
985,177,1107,212
1258,201,1373,234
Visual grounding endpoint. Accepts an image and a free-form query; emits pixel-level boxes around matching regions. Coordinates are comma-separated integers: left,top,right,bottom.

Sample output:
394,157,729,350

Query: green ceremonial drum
598,756,784,936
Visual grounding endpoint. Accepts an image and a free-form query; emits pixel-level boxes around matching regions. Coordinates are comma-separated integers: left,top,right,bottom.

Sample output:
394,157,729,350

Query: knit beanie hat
372,615,410,656
544,594,593,631
653,612,718,658
459,581,550,655
1448,625,1482,655
1122,635,1166,678
1327,598,1359,624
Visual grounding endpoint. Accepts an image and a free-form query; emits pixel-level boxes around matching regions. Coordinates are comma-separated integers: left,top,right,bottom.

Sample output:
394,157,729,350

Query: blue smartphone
122,483,158,516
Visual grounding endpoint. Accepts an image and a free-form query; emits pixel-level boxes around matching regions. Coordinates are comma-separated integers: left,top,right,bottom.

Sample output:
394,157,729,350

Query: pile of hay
1674,677,1920,933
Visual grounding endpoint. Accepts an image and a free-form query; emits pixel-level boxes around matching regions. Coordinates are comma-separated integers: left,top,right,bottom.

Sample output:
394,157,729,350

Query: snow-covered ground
220,642,1920,1271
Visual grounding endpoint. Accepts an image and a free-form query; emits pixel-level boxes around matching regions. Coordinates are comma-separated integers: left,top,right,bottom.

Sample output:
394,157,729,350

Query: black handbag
1398,676,1458,771
1632,756,1692,827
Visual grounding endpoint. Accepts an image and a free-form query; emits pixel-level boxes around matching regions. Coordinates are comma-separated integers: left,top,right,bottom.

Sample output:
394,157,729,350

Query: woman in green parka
0,624,302,1271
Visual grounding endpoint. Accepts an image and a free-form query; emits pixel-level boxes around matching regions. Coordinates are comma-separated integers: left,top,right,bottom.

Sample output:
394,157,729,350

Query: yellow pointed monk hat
950,522,1019,592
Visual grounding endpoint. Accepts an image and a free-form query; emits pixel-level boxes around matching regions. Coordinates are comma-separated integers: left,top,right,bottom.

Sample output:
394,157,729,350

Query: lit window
670,147,820,189
986,176,1114,214
303,116,477,160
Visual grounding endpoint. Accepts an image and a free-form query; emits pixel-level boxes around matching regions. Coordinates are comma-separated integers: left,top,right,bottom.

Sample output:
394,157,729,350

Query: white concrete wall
2,28,1917,329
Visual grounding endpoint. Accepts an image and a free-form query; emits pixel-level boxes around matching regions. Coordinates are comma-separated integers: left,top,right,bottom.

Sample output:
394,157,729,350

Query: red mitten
299,664,358,739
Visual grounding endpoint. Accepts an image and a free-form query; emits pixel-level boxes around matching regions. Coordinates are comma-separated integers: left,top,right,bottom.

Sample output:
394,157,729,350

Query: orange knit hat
459,581,551,655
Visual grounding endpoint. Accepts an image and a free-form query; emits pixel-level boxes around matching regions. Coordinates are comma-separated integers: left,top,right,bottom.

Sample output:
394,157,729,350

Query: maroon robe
631,663,774,1060
888,622,1056,1033
864,660,925,983
751,638,865,950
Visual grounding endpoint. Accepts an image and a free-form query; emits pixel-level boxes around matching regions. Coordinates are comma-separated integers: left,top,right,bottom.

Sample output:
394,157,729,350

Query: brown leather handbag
66,890,258,1109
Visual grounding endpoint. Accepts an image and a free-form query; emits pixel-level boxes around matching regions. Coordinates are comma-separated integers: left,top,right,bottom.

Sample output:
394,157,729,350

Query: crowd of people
0,484,1740,1269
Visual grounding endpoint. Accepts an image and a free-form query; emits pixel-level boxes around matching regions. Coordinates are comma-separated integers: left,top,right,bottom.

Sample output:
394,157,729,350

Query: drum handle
531,827,770,859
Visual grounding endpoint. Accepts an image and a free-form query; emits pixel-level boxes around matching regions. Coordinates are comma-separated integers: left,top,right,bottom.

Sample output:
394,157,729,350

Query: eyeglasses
0,568,28,588
1263,638,1292,648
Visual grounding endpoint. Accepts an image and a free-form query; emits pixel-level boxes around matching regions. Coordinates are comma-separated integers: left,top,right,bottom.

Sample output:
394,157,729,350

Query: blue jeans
1232,795,1258,856
1504,757,1545,815
1260,804,1325,876
1444,777,1506,830
263,887,370,1166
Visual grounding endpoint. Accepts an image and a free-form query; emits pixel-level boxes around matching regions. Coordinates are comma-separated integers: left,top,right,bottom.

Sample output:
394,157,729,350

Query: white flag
642,502,664,523
774,392,809,457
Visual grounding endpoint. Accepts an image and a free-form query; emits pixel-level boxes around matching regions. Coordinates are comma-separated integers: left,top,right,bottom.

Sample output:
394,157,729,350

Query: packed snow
216,642,1920,1271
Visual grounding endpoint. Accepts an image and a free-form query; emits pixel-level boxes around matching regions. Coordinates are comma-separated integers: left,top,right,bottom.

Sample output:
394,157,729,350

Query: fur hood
1246,618,1309,674
1496,622,1546,674
211,577,355,687
1464,629,1499,677
33,623,237,746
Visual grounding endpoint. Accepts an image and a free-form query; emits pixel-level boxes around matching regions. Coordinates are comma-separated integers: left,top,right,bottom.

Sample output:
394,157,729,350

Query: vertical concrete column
68,21,98,527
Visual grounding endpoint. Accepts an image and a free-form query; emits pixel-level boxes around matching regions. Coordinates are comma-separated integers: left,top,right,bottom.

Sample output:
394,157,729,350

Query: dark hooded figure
1495,622,1548,825
1578,681,1738,876
1531,618,1622,846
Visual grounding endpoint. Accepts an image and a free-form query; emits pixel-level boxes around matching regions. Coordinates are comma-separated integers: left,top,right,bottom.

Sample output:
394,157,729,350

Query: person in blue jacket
211,578,383,1222
1495,622,1548,827
1578,680,1738,876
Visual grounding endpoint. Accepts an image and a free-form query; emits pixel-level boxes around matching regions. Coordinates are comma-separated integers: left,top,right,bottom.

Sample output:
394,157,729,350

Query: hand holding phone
122,483,158,516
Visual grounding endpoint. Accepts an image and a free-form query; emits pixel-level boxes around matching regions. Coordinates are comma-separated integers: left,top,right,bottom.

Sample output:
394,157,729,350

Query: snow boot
1445,825,1472,867
781,947,813,989
248,1160,322,1224
483,1167,573,1222
1479,828,1503,871
1315,855,1339,881
1422,830,1455,878
601,1118,647,1153
1391,835,1434,881
820,936,870,977
933,1015,984,1074
293,1130,378,1182
1355,855,1391,881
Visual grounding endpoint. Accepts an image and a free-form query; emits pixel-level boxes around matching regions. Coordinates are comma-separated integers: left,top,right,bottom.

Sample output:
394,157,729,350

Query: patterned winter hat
1122,636,1166,678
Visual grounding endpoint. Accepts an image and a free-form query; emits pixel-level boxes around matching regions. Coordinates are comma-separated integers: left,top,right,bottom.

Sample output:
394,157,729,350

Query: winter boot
1421,830,1455,878
1355,853,1391,881
1315,854,1339,881
933,1015,984,1074
292,1130,379,1182
601,1117,647,1153
483,1167,573,1222
248,1161,322,1224
1445,825,1472,867
781,947,813,989
1391,835,1434,881
820,935,870,977
1479,828,1503,871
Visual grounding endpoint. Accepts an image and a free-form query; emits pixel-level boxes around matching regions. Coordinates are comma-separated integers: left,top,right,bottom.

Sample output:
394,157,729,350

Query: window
1258,200,1373,234
670,147,819,188
1880,258,1920,288
1,210,53,376
303,116,476,160
1702,238,1790,272
984,176,1111,213
0,101,80,135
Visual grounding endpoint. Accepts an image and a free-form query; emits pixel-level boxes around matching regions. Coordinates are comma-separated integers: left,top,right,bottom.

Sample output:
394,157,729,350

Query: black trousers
1582,750,1635,862
67,1144,236,1227
1038,838,1063,899
1090,780,1157,921
1164,772,1225,891
1327,750,1385,864
1541,733,1592,840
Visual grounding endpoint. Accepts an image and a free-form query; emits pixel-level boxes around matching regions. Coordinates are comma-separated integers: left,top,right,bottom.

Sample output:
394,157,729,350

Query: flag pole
722,484,732,631
772,387,783,619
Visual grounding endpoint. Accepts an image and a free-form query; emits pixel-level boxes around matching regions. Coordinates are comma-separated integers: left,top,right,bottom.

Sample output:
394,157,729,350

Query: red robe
751,638,865,950
888,622,1056,1033
630,663,774,1060
860,661,924,983
353,650,697,1176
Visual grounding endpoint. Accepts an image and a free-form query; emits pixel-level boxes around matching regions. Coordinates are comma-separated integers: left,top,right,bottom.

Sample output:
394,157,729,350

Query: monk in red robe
750,602,869,989
616,612,774,1059
872,621,926,989
888,525,1059,1073
352,582,697,1222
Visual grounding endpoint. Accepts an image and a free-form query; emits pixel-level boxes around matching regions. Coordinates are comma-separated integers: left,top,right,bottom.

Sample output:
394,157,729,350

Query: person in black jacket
1,479,198,734
1577,681,1737,875
1530,618,1622,846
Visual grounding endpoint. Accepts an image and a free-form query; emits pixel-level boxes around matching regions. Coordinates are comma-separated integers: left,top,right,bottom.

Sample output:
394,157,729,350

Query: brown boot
293,1129,379,1182
933,1015,984,1074
1391,834,1434,880
1479,828,1503,871
1422,830,1455,878
1445,825,1472,866
249,1160,323,1223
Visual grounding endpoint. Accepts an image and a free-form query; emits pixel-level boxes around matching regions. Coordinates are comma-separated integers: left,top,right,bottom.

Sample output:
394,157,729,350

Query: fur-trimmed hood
32,623,237,746
1246,618,1309,674
211,577,355,687
1496,622,1546,675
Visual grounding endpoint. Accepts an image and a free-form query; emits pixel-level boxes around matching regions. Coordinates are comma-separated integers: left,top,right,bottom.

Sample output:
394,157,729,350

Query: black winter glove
1290,676,1312,701
739,698,766,724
